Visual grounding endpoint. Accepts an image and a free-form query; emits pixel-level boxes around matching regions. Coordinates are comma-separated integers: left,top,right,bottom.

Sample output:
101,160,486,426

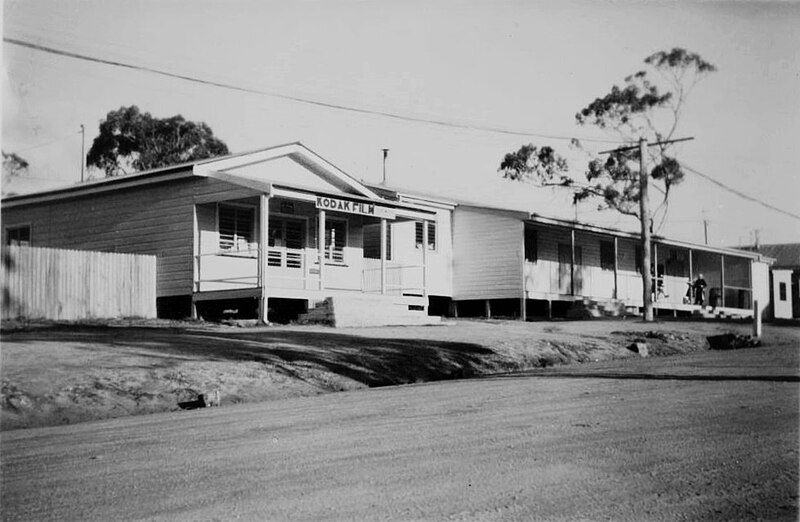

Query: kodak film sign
315,196,396,220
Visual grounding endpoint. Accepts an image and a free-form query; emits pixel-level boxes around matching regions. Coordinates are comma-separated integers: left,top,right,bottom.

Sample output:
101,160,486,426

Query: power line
4,36,622,145
682,163,800,222
13,132,81,153
11,34,799,225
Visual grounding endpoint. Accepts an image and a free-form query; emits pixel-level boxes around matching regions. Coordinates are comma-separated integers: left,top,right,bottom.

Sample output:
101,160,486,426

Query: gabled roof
2,142,382,208
366,183,458,209
736,243,800,268
194,142,381,199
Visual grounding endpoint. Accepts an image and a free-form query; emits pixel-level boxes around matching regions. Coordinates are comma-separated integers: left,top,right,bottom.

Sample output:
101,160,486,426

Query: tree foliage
571,48,715,229
500,48,716,321
2,151,29,184
86,106,229,177
499,144,571,186
3,151,29,176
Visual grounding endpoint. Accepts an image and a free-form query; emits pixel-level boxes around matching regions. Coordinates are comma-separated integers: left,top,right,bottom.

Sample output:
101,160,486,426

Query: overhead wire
14,132,81,153
681,163,800,222
3,36,622,145
5,36,800,225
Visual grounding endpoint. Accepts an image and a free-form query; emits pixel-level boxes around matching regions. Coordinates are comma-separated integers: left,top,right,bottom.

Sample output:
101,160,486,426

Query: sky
2,0,799,247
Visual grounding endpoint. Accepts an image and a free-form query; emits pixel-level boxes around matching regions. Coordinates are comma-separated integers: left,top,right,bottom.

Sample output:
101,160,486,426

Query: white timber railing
362,262,424,296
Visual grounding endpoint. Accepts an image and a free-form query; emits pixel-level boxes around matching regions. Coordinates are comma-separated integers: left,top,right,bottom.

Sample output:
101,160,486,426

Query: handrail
196,247,260,258
362,263,424,271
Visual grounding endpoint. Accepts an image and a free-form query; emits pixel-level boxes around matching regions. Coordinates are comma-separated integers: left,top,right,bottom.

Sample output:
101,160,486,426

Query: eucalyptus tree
87,105,229,177
500,48,716,320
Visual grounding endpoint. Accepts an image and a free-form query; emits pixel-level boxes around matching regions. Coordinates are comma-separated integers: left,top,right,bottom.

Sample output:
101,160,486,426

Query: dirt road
2,345,797,521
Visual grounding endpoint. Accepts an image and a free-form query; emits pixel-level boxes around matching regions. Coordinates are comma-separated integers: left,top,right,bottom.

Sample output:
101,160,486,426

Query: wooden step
298,294,441,327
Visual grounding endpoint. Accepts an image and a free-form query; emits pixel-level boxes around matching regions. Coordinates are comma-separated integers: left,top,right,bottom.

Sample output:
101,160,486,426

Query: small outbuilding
737,243,800,320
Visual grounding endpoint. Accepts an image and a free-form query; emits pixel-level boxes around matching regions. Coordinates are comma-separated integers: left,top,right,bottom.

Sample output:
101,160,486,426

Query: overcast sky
3,0,799,246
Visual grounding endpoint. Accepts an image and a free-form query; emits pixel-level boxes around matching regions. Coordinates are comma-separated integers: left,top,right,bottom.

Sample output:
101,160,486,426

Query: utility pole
80,124,86,182
599,136,693,322
639,137,652,321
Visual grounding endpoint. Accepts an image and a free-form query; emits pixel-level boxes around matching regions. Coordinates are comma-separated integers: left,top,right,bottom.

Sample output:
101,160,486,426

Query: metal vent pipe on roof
382,148,389,185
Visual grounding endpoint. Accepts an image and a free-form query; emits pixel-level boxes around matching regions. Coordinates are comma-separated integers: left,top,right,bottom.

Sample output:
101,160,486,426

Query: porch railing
268,248,304,269
195,247,319,291
362,263,424,296
195,248,260,291
195,248,425,296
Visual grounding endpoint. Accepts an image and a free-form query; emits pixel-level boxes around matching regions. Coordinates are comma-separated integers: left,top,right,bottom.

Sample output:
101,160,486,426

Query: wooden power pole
600,136,693,322
639,137,652,321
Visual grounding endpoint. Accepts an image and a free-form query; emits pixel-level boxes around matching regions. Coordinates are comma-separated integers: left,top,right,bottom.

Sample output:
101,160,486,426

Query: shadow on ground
2,326,499,387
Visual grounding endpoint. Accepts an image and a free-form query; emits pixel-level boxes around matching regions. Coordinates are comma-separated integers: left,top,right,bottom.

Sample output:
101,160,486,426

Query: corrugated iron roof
737,243,800,268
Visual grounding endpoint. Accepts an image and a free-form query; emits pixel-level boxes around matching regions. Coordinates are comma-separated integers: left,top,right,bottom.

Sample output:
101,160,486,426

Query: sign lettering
315,196,396,219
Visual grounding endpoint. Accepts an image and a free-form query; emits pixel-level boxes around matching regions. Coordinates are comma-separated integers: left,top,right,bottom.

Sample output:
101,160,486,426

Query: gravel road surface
2,347,797,521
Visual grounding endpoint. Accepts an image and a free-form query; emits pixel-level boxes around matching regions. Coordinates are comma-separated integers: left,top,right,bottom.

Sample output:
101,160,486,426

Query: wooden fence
1,245,157,320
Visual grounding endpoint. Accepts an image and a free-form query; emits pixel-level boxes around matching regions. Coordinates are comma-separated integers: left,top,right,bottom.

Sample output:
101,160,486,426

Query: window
324,219,347,263
363,223,391,260
779,282,787,301
558,243,582,266
635,245,643,274
665,249,687,277
268,218,304,249
267,218,305,268
600,241,615,271
218,205,255,253
5,225,30,247
386,224,391,261
415,221,436,250
524,225,538,262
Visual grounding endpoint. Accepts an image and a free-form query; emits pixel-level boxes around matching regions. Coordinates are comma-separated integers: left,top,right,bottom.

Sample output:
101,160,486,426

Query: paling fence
1,245,156,320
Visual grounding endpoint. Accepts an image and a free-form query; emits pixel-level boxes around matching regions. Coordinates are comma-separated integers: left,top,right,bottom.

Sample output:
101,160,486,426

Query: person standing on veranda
693,274,708,306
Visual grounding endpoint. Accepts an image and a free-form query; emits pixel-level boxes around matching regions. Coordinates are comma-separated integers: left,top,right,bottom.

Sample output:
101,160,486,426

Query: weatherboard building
1,143,772,325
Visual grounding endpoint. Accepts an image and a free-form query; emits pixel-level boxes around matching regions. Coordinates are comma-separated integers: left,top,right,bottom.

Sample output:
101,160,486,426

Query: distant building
737,243,800,320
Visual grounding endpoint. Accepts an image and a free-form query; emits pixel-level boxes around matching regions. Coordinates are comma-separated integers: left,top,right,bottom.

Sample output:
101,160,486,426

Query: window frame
5,224,31,247
524,224,538,263
635,245,643,274
268,214,308,250
415,220,437,251
323,216,348,264
779,282,788,301
600,240,615,271
363,221,392,261
217,203,256,256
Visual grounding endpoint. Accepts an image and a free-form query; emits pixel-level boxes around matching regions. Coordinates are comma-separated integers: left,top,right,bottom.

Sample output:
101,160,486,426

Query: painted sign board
315,196,396,220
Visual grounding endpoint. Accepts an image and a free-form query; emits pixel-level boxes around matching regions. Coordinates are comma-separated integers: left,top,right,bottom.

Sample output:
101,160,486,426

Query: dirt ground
1,318,798,430
1,346,797,521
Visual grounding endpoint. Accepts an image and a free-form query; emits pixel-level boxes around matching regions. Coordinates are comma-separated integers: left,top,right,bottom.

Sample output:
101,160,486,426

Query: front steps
567,298,752,321
691,306,752,320
566,298,631,319
299,293,441,328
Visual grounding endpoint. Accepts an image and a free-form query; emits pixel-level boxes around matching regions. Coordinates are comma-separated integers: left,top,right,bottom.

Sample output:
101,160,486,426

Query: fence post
422,220,428,311
380,218,387,295
753,299,762,339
